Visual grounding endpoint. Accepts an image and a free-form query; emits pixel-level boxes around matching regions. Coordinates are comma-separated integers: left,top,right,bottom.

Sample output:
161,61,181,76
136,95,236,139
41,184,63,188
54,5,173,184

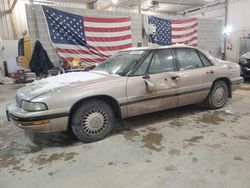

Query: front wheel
71,99,115,142
204,80,229,109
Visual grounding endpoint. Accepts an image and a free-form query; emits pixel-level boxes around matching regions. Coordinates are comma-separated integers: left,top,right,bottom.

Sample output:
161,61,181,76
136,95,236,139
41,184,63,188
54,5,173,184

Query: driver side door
125,49,179,118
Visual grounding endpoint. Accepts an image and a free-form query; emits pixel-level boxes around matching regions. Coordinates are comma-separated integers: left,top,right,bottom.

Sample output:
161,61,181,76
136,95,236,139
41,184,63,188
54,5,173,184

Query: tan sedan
6,45,243,142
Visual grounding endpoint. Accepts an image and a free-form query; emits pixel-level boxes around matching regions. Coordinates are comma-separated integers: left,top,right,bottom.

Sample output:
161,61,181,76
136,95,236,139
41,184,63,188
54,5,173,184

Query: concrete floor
0,83,250,188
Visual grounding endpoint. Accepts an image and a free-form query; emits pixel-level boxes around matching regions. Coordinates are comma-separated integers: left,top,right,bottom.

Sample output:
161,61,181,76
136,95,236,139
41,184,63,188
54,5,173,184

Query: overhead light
112,0,118,4
145,11,154,15
223,25,232,35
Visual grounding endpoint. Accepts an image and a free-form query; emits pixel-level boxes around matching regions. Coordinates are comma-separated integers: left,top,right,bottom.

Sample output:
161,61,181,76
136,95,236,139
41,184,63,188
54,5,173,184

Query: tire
204,80,229,109
71,99,115,142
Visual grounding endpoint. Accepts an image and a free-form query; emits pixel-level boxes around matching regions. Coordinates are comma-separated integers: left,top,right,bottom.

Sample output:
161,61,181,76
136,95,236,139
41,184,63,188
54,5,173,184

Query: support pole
223,0,229,60
138,0,143,47
8,0,18,39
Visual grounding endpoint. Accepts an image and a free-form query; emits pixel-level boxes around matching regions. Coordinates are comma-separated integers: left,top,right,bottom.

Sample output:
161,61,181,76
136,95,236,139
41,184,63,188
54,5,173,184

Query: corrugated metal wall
0,0,28,39
0,0,15,39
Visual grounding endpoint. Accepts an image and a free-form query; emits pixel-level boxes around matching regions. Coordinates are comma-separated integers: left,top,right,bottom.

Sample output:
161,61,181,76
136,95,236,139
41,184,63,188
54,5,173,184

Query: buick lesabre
6,45,243,142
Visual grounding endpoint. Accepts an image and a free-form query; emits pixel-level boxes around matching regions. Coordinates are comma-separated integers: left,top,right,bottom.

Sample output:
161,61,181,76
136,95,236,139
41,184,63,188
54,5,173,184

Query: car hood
16,71,119,101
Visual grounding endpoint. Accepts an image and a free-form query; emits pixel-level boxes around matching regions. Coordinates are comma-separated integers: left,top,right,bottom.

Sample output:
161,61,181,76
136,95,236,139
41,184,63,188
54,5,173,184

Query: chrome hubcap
213,86,225,105
81,109,108,135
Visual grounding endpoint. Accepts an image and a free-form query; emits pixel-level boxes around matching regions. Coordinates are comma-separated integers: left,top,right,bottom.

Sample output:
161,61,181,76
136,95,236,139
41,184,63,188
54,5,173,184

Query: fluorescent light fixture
146,11,154,15
223,25,233,35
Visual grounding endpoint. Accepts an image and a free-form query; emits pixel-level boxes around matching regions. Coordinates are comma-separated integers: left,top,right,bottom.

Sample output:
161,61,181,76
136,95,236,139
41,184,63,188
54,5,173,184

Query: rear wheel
204,80,228,109
71,99,115,142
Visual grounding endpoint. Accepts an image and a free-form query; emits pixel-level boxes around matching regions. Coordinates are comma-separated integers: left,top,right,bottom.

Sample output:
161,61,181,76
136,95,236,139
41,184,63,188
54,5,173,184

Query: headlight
22,100,48,112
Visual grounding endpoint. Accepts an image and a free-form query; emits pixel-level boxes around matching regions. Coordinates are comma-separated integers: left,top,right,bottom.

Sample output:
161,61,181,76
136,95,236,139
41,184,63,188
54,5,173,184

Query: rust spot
192,157,198,162
197,112,225,125
146,127,158,131
0,156,22,168
123,129,140,141
220,170,227,175
108,162,114,165
231,117,239,123
168,148,181,156
219,132,228,137
234,135,250,140
185,136,203,143
234,156,243,161
165,165,177,171
206,144,221,149
142,133,164,152
183,143,195,149
31,152,78,166
169,119,184,127
206,169,214,174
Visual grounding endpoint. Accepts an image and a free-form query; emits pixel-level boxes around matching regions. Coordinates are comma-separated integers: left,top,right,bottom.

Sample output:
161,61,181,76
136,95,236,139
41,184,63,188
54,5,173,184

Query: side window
133,53,152,76
175,48,204,71
198,51,213,67
148,49,174,74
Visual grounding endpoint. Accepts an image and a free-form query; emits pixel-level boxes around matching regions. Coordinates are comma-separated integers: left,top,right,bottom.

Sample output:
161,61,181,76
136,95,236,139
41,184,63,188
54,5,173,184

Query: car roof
121,44,197,51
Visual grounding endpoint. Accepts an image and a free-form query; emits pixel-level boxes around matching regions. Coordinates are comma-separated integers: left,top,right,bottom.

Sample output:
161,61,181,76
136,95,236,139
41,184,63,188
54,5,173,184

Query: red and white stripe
172,18,198,47
56,16,132,65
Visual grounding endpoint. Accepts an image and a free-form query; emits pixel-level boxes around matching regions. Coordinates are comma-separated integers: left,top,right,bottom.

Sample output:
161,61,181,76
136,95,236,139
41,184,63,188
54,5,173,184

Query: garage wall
187,0,250,62
197,19,223,58
226,0,250,62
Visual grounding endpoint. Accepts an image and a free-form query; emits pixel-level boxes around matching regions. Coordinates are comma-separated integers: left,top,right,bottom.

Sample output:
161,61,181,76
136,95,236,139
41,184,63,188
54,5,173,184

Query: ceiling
22,0,225,13
98,0,225,13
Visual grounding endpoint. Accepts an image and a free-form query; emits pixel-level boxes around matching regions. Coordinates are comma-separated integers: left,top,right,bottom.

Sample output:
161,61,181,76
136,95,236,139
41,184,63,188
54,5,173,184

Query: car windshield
93,50,146,76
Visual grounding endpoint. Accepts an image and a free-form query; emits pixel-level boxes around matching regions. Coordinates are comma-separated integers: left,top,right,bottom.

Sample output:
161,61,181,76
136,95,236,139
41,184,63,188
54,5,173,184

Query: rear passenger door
173,48,215,106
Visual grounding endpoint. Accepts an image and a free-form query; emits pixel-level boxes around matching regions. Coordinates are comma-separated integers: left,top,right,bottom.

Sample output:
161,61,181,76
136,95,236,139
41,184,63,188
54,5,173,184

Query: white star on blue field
42,5,88,47
148,16,172,46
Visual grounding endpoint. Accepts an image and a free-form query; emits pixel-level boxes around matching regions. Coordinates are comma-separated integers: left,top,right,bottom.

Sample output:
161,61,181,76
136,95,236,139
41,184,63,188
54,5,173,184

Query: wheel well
67,95,122,130
213,77,232,98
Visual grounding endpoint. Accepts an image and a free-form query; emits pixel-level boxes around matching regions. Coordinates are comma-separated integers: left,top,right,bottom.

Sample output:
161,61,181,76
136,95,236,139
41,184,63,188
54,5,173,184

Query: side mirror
145,79,155,92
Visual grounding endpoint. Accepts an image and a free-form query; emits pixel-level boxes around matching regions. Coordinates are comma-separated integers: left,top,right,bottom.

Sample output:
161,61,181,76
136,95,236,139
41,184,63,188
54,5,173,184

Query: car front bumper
6,102,69,133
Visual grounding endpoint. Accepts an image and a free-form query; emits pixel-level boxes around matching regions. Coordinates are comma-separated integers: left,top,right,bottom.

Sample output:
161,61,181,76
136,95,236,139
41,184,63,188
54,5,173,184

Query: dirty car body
6,45,243,142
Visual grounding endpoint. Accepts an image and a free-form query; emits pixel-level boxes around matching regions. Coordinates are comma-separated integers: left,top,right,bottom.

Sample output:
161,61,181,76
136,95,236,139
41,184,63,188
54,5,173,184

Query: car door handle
142,75,150,79
171,76,179,80
206,70,214,74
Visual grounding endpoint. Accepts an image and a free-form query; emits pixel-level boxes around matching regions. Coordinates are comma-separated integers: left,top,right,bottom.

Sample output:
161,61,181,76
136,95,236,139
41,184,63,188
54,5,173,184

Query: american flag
42,6,132,65
148,16,198,47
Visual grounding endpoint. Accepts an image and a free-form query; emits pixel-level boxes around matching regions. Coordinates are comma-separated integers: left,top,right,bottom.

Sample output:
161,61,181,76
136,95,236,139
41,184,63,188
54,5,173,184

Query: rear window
175,48,204,70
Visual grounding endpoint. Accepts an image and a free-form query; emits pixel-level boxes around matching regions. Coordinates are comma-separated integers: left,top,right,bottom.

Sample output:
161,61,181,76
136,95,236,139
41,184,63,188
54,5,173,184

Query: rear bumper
231,77,244,91
6,102,69,133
